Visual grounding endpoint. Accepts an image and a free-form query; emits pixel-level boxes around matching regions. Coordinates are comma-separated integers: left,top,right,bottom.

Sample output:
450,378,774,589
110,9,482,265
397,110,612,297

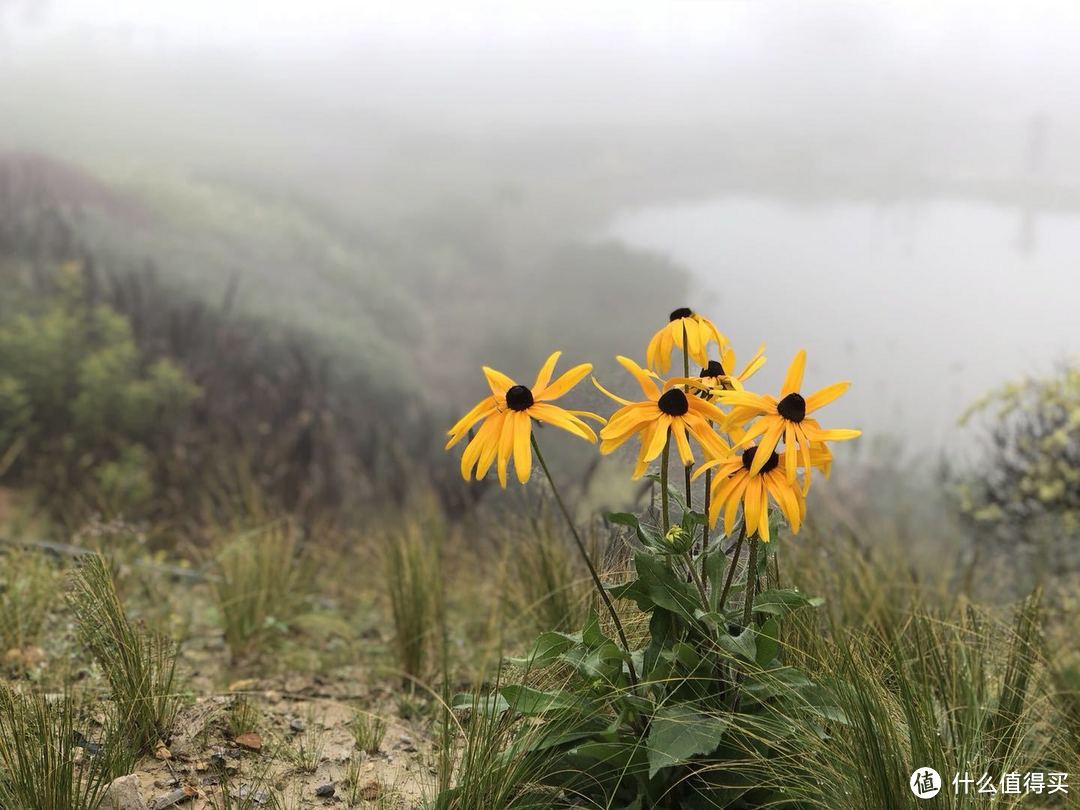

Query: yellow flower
668,344,767,399
719,350,860,491
595,356,729,479
446,352,603,486
646,308,728,374
693,446,806,542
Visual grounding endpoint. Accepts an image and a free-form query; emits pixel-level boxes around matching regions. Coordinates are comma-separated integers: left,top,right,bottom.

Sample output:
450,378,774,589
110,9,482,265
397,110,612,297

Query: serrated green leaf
646,704,729,778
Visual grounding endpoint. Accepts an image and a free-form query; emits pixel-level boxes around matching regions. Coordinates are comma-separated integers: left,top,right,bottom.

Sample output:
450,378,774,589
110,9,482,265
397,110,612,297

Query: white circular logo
910,768,942,799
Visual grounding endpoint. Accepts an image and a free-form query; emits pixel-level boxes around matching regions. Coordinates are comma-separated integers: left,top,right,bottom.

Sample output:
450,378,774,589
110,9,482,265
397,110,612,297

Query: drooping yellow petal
784,422,797,482
462,413,502,481
513,411,533,484
780,350,806,397
592,376,634,406
531,351,562,396
483,366,516,399
641,414,671,462
671,419,694,466
601,402,659,440
724,477,749,535
446,396,498,448
749,419,784,475
757,480,771,542
744,477,763,538
474,414,505,480
616,356,661,400
536,363,592,402
716,390,775,412
496,411,516,488
530,402,596,442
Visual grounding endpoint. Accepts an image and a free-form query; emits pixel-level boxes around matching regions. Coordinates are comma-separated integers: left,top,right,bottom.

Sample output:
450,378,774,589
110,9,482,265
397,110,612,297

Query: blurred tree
953,362,1080,570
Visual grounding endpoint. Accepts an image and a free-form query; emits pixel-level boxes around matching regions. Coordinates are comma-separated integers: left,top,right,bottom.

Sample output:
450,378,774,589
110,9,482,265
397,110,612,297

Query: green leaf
717,626,757,662
755,616,780,666
508,631,578,667
753,588,823,616
646,704,730,778
500,685,588,715
701,545,727,613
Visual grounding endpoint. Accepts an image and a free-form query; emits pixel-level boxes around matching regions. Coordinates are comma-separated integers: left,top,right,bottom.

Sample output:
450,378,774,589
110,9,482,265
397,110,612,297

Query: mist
3,0,1079,451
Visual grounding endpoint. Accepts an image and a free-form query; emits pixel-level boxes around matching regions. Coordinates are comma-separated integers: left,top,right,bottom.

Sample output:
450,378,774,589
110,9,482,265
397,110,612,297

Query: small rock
360,780,381,801
288,717,306,733
234,732,263,752
153,741,172,760
102,774,148,810
314,782,336,798
148,785,197,810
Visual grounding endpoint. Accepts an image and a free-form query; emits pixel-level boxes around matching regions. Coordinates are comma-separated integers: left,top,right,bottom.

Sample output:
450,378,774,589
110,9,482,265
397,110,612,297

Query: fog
3,0,1079,452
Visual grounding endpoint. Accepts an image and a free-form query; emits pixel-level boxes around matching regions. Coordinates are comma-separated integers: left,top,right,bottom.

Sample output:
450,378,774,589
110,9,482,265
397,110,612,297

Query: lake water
608,197,1080,452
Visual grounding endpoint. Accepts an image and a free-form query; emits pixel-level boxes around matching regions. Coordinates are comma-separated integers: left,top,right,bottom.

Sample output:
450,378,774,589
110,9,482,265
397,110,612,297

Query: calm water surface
608,197,1080,451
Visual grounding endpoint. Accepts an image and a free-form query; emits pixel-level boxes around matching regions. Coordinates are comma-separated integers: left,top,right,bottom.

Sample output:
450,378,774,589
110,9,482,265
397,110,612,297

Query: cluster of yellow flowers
447,309,860,542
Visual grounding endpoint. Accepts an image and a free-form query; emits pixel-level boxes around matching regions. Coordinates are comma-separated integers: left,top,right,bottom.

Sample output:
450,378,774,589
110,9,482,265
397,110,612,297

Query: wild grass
384,520,443,688
67,552,180,753
351,707,387,755
502,507,595,636
0,546,56,657
0,686,135,810
211,523,314,663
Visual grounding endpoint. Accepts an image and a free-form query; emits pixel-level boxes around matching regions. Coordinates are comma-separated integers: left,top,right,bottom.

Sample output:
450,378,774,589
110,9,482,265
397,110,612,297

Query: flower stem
718,522,745,613
660,435,671,533
530,434,638,686
742,535,759,627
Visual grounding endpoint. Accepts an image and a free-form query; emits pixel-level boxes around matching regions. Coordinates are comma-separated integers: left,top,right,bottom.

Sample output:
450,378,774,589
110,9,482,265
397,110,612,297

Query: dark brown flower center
701,360,726,378
741,446,779,474
506,385,534,411
777,392,806,422
669,307,693,321
657,388,689,416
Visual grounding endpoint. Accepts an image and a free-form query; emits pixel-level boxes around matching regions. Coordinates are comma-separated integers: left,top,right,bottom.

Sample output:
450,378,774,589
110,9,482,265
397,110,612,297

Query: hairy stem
531,434,638,686
660,435,671,534
717,523,745,613
742,535,759,627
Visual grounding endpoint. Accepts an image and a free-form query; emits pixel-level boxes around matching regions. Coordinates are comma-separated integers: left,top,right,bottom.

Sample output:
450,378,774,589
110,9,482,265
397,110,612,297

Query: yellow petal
750,420,784,475
513,412,532,484
780,350,806,397
496,412,515,488
446,397,497,448
530,402,596,442
672,420,694,466
641,415,671,462
805,381,850,414
616,356,661,400
531,351,562,396
537,363,592,402
591,376,634,406
483,366,516,399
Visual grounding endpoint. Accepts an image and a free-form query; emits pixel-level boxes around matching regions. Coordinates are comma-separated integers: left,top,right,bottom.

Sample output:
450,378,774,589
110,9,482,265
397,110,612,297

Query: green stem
660,435,671,534
531,434,638,687
717,523,745,613
683,552,710,611
742,535,759,627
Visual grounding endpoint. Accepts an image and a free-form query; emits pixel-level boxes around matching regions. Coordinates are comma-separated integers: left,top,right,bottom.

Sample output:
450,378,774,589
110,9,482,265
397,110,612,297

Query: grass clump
384,521,442,688
0,686,135,810
0,546,56,658
67,552,180,753
211,523,314,663
351,708,387,755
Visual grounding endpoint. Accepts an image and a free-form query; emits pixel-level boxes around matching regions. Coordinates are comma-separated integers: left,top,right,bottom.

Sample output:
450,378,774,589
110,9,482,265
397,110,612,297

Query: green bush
0,264,200,524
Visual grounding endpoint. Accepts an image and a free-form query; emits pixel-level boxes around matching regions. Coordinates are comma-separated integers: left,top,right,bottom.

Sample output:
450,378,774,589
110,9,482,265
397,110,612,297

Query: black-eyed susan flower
446,352,602,487
669,344,767,399
594,356,729,479
719,349,860,490
646,308,728,374
693,445,806,542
